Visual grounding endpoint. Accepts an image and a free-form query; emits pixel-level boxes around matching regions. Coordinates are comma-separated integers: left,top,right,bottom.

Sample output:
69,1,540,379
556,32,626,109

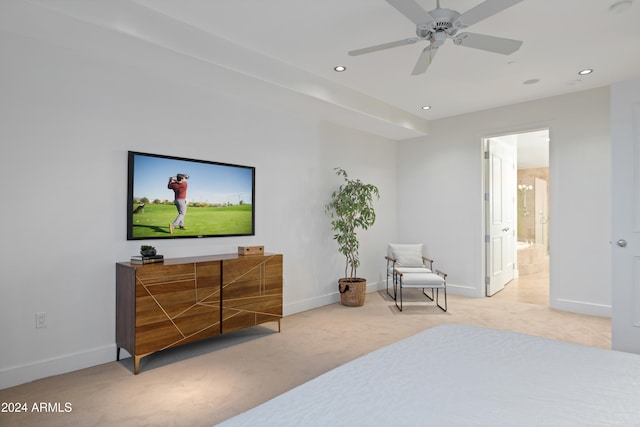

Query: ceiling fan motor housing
416,8,460,38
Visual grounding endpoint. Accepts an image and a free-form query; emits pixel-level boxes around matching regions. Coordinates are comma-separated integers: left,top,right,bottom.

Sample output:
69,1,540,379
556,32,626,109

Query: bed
215,324,640,426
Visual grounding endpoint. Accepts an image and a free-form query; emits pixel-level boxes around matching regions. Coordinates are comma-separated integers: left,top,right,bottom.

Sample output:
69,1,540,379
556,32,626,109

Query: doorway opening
484,129,549,305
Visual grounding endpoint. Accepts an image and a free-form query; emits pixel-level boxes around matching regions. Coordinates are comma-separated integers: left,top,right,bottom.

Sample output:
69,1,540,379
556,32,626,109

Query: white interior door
486,138,516,296
612,80,640,353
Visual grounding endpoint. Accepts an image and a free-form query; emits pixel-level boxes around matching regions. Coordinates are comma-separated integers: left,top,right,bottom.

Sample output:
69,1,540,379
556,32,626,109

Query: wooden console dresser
116,253,282,374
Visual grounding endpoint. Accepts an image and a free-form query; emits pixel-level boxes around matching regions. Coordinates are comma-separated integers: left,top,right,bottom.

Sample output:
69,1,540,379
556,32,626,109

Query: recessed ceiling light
578,69,593,75
334,66,346,72
421,105,431,110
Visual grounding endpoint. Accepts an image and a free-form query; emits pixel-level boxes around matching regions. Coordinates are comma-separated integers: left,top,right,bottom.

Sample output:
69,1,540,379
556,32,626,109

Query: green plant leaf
325,168,380,280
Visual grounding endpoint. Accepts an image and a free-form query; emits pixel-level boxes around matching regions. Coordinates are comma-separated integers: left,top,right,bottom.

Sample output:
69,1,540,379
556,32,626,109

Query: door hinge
485,276,490,285
484,192,490,201
485,235,490,243
484,151,489,159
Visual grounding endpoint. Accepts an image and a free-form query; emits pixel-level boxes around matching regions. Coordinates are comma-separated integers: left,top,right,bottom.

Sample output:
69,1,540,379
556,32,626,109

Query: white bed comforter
215,324,640,426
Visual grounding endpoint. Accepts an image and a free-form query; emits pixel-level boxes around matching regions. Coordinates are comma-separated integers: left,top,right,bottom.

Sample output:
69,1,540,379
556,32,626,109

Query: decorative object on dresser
131,245,163,264
139,245,157,257
116,252,283,374
238,245,264,256
129,255,164,264
325,168,380,306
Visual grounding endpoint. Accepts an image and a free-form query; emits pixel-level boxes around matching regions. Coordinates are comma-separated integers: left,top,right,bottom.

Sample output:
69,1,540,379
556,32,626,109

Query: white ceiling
130,0,640,120
10,0,640,141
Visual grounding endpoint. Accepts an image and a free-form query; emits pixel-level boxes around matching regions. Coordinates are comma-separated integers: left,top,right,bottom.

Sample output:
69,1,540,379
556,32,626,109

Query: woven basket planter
338,278,367,307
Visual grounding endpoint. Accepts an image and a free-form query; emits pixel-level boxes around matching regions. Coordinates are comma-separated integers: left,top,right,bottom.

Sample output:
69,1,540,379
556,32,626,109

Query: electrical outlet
36,312,47,328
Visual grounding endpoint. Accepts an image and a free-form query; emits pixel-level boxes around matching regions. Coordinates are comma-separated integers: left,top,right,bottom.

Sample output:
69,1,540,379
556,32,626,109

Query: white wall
0,0,621,390
397,88,612,316
0,24,397,388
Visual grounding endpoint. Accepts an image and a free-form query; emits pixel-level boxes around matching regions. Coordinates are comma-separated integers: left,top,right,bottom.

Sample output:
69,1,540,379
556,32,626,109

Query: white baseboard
445,283,481,298
367,280,382,293
284,280,383,316
552,298,612,318
0,344,115,390
283,293,340,316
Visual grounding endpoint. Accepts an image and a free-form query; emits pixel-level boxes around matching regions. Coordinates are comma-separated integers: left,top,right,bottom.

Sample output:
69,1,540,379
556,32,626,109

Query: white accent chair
385,244,432,298
385,243,448,312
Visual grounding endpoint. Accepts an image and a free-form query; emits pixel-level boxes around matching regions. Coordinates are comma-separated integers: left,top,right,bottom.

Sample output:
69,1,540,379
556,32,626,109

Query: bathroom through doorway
485,129,550,305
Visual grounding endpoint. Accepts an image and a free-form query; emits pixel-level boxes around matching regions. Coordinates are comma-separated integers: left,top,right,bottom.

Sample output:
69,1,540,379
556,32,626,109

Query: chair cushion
394,266,432,274
400,272,445,288
388,243,424,267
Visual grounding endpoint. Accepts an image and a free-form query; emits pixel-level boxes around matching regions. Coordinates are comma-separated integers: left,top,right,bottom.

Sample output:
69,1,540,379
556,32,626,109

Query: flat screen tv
127,151,255,240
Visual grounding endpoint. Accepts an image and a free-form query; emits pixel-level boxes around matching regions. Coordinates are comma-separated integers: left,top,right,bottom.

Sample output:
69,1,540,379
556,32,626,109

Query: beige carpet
0,286,610,427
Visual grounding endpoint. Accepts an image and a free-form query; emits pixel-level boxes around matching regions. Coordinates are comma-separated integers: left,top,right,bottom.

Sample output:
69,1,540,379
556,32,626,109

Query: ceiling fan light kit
349,0,525,75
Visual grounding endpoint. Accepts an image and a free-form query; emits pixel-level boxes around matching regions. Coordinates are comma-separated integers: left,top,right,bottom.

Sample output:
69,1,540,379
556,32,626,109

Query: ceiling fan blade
411,45,438,75
349,37,420,56
386,0,434,25
453,32,522,55
456,0,524,27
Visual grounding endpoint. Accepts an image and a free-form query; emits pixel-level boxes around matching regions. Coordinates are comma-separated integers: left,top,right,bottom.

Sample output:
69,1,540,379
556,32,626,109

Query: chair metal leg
423,288,435,302
395,280,404,311
386,272,396,300
386,260,397,300
439,288,448,312
393,271,399,301
394,272,447,312
422,287,447,312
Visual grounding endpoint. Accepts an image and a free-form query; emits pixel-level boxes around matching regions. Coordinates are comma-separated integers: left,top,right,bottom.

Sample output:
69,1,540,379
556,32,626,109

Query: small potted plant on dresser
140,245,156,257
325,167,380,306
130,245,163,264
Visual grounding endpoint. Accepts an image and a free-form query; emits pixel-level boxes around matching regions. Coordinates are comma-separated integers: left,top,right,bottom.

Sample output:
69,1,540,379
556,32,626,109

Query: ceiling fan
349,0,525,75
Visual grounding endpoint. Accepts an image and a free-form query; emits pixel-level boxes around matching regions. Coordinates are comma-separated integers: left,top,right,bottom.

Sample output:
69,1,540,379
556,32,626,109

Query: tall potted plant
325,167,380,306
